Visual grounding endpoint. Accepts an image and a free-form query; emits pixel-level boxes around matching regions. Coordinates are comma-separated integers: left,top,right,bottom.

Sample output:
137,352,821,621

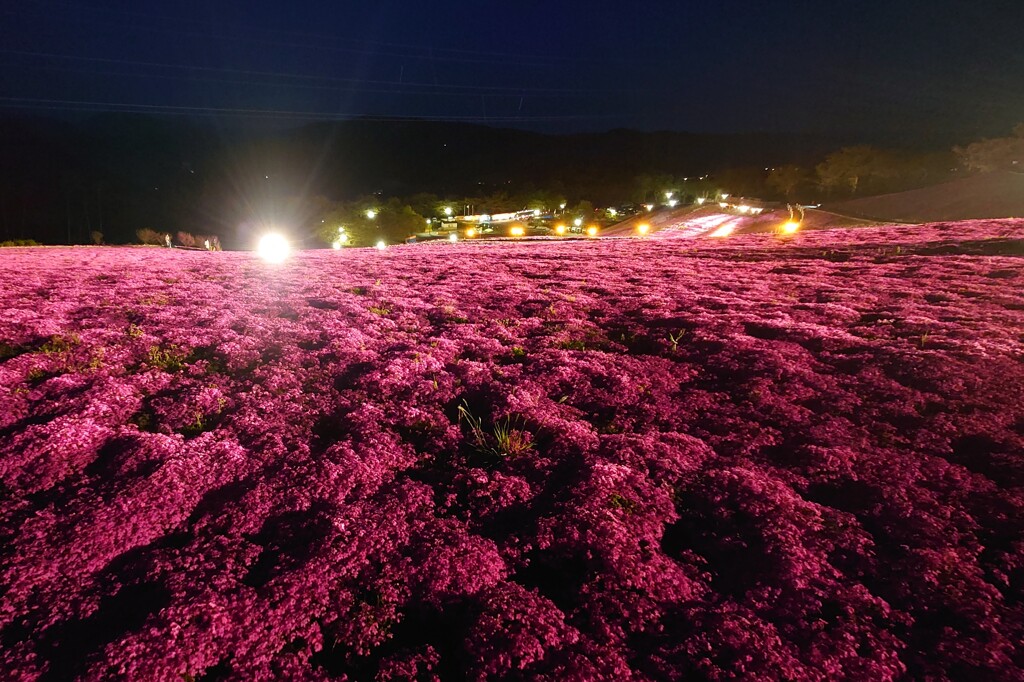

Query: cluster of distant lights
254,190,803,263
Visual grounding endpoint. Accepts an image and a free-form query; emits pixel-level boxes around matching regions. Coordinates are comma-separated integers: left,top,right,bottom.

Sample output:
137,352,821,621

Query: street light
573,217,583,227
665,191,674,200
375,239,387,250
256,233,290,263
444,206,453,216
636,223,650,235
366,209,377,220
668,199,678,208
587,225,599,237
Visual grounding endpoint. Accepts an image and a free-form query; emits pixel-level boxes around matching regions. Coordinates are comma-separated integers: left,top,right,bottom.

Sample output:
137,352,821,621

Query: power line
0,96,623,123
0,49,641,96
1,6,573,69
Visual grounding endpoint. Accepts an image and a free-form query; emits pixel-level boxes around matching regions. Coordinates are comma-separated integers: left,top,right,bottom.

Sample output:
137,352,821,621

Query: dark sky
1,0,1021,140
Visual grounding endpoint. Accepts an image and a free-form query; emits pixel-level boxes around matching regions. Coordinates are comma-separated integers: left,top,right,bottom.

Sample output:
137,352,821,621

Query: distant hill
0,114,844,245
826,172,1024,223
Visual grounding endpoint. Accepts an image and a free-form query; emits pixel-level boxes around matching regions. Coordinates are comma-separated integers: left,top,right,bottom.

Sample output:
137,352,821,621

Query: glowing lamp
781,221,801,234
375,239,387,250
608,208,617,217
664,191,674,199
256,233,290,263
587,225,599,237
466,227,477,238
533,209,541,217
510,225,525,237
645,204,654,211
444,206,453,216
636,222,650,235
332,240,342,250
366,209,377,219
696,197,706,205
573,217,583,227
554,224,566,235
721,193,729,200
667,199,678,208
449,233,458,242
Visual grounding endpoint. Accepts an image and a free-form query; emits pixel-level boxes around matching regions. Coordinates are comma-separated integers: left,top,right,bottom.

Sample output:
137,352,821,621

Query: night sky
1,0,1021,139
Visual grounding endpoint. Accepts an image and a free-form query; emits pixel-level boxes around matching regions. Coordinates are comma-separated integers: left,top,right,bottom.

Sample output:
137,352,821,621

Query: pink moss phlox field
1,220,1022,680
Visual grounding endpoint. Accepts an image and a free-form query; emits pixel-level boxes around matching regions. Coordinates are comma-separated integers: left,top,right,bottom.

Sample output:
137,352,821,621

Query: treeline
2,115,1020,247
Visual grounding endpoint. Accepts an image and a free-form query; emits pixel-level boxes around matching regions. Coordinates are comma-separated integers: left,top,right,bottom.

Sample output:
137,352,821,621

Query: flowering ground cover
1,220,1023,681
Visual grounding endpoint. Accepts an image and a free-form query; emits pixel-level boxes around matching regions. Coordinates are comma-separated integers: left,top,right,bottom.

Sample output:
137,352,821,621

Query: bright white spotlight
257,233,290,263
573,217,583,227
449,233,458,242
332,240,342,250
375,239,387,250
444,206,453,216
366,209,377,219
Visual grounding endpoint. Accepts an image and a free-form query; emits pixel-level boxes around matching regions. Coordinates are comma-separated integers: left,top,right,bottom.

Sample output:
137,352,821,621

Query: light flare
256,233,290,263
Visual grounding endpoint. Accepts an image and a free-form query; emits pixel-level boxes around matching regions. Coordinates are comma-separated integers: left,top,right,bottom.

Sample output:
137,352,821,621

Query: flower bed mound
1,220,1023,681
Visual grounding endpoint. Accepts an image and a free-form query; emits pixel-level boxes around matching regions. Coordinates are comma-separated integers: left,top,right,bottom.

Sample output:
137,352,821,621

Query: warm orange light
587,225,599,237
510,225,525,237
466,228,477,238
710,225,734,238
636,222,650,235
781,221,801,234
554,224,566,235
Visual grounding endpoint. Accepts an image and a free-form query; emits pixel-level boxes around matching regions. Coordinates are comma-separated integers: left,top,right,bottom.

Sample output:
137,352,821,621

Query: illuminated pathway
649,212,744,239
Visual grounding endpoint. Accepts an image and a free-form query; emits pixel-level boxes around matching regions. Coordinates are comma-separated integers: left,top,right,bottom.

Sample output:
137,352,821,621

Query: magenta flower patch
0,220,1022,680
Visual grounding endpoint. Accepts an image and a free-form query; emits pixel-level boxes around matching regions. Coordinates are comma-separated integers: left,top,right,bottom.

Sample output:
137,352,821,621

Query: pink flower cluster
0,220,1022,680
